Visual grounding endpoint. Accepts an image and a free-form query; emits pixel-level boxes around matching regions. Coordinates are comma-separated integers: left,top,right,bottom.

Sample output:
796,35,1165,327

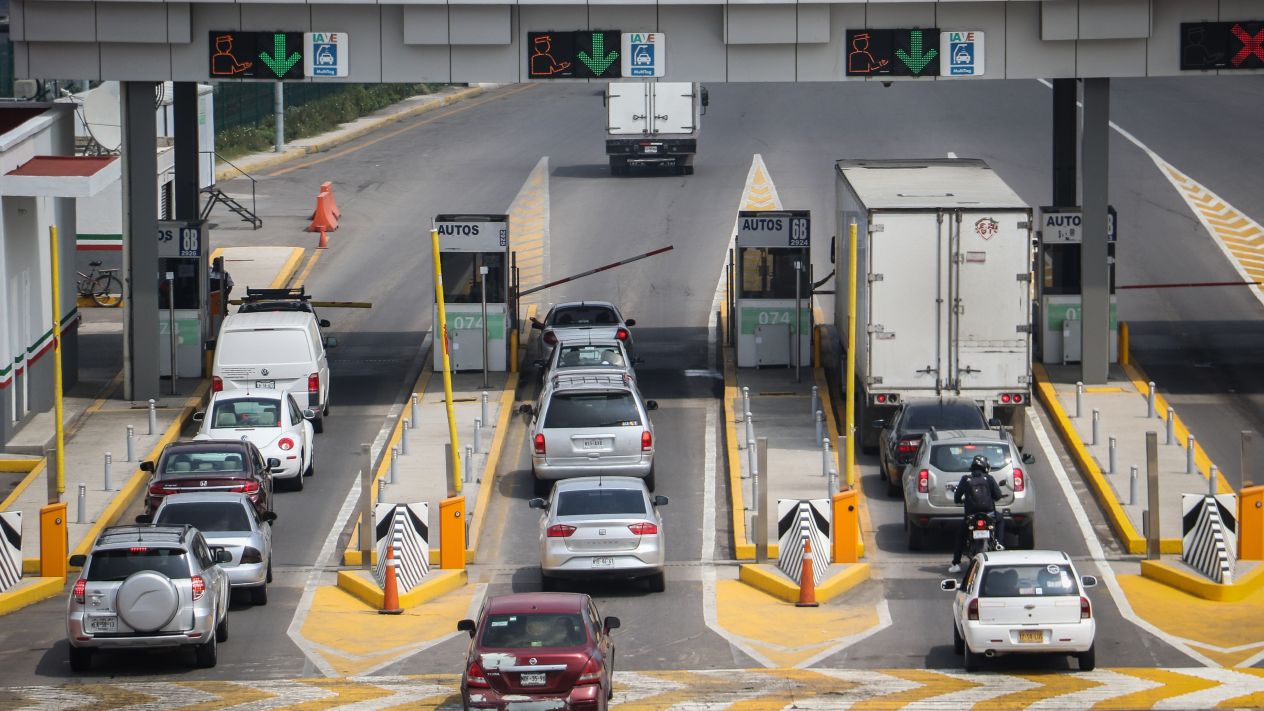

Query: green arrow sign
895,30,937,74
578,34,618,75
259,33,301,78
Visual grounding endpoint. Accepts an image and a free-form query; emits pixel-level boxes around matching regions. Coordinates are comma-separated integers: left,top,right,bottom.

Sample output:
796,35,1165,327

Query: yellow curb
0,576,64,616
814,366,865,560
0,458,45,511
738,562,870,604
335,568,467,610
1138,560,1264,602
723,346,753,560
268,247,307,290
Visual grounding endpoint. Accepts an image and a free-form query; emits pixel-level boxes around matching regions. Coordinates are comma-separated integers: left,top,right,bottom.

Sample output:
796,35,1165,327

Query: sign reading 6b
789,216,810,247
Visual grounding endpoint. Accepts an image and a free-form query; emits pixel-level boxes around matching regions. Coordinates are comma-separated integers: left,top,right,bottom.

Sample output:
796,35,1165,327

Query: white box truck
834,159,1034,449
604,81,706,176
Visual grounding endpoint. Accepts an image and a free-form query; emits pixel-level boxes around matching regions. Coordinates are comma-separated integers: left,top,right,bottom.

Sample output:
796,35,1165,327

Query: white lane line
1153,668,1264,709
1028,407,1215,667
1024,669,1161,710
792,600,893,669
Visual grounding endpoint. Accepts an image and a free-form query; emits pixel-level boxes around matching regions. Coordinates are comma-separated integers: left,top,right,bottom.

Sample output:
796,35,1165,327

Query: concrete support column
121,81,161,401
1052,78,1078,207
1080,78,1111,385
173,82,200,221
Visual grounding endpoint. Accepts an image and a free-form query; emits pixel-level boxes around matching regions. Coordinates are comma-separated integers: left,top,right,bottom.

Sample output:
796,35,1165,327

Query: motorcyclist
948,454,1004,573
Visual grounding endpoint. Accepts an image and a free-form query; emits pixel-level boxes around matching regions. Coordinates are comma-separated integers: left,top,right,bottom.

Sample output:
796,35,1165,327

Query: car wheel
533,475,551,498
1077,644,1096,671
905,508,925,551
312,415,324,434
952,622,964,655
646,571,666,593
266,561,273,584
644,467,656,492
886,473,901,498
963,643,980,672
291,473,304,492
540,575,558,592
194,634,218,668
304,450,315,477
68,646,92,672
215,608,228,642
1017,524,1035,550
250,584,268,606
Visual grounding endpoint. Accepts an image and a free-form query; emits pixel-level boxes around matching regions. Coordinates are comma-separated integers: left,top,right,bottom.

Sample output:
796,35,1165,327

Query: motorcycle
964,511,1001,557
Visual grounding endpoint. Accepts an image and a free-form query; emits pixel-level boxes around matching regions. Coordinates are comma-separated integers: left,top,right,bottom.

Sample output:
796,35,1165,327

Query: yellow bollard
509,329,519,374
1239,485,1264,560
40,502,68,578
831,489,859,564
1118,321,1131,366
439,496,467,570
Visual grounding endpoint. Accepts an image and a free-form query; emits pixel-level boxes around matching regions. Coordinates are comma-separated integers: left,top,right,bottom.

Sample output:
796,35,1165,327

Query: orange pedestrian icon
530,34,571,76
848,33,888,74
211,34,253,76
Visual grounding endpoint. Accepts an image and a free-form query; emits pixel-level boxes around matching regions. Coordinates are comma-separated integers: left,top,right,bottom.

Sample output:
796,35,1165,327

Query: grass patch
215,83,447,161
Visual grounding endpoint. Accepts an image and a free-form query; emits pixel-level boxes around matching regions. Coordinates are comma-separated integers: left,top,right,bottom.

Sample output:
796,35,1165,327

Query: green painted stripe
76,233,123,242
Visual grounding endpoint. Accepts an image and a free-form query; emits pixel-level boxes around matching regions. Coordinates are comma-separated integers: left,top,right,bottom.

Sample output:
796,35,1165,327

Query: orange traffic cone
325,181,342,220
306,189,339,234
316,227,329,250
380,544,403,615
796,538,819,607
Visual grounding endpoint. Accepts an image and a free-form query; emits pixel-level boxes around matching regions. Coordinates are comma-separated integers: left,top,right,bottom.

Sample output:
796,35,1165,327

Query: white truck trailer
834,159,1034,449
604,81,706,176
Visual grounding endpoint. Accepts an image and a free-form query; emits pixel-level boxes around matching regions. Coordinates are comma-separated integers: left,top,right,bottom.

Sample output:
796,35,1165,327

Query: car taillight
542,331,557,346
212,376,223,393
1012,468,1025,492
232,480,261,494
628,522,658,535
466,660,490,688
240,547,262,564
615,327,629,341
534,434,546,455
967,598,979,620
278,437,295,451
148,483,177,496
308,373,320,395
576,656,603,685
896,439,919,454
72,579,86,604
641,430,653,451
917,469,929,494
547,524,576,538
1080,596,1092,619
191,576,206,601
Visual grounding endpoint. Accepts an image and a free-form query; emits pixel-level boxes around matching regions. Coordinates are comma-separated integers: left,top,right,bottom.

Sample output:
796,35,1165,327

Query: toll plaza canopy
9,0,1264,83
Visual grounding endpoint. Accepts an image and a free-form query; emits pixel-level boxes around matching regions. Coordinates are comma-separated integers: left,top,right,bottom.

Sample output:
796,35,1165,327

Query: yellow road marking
1101,669,1220,709
292,249,321,289
851,669,976,709
725,668,842,709
982,672,1102,709
173,681,279,709
509,157,549,305
283,679,394,711
1220,668,1264,708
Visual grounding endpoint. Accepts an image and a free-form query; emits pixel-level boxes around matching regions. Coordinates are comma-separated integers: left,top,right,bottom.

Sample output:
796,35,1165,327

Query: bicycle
77,261,124,307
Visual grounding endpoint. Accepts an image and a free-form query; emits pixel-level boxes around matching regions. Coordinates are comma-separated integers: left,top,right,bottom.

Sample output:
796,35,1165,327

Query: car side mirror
192,411,205,423
988,418,1002,428
1022,453,1035,464
653,495,669,507
457,619,476,637
320,319,331,328
871,419,885,430
518,403,535,416
530,317,544,330
324,336,338,349
214,548,233,564
532,360,546,369
1081,575,1098,588
528,498,547,510
135,514,153,524
140,461,155,472
302,409,317,420
69,554,87,568
262,511,278,524
267,457,282,470
624,318,636,327
603,616,621,632
939,579,959,591
645,400,658,411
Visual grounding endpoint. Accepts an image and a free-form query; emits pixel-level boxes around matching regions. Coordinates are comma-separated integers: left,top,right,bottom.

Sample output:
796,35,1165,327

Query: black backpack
964,474,994,511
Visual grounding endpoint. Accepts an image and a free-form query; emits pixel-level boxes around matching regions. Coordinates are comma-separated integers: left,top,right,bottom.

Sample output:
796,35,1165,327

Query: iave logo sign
622,33,665,77
941,31,984,77
305,32,349,78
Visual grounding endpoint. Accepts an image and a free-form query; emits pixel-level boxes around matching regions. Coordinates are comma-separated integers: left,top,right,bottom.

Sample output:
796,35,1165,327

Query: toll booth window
158,259,200,310
1041,244,1114,296
440,252,505,304
740,248,810,299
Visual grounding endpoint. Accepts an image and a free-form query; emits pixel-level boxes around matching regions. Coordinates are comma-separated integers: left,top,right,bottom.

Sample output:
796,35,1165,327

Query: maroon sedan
458,592,619,710
142,440,275,515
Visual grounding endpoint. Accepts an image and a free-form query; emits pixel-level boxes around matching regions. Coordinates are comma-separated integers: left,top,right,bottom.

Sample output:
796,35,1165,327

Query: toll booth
732,210,812,368
156,219,210,378
1037,206,1118,364
433,214,509,372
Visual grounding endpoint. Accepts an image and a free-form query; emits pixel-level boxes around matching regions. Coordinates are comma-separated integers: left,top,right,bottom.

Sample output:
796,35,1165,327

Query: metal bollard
746,439,756,481
401,420,410,455
465,445,474,483
1091,409,1100,446
810,386,819,418
822,437,831,478
104,452,113,491
474,418,483,453
126,425,135,463
815,410,824,445
1147,381,1157,418
1075,382,1083,418
1210,465,1219,496
742,387,751,420
481,391,489,428
378,478,387,502
389,446,398,484
745,410,755,448
1108,436,1116,474
1166,408,1175,444
77,484,86,524
410,394,418,428
1130,466,1139,506
1187,434,1196,474
147,399,157,435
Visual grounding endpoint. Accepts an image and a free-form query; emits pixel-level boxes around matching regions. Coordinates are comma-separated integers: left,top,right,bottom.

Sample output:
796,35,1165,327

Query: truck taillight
917,469,929,494
72,579,86,604
642,430,653,451
1080,596,1092,619
967,598,979,620
191,576,206,601
308,373,320,395
212,376,223,393
534,434,546,455
874,393,899,405
999,393,1025,405
1012,468,1025,492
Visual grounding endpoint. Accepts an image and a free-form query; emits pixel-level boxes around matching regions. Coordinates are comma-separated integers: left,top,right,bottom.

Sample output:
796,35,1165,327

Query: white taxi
194,388,315,491
940,550,1098,672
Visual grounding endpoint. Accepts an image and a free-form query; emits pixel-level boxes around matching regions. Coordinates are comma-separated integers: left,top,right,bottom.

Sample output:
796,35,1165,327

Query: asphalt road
0,76,1259,686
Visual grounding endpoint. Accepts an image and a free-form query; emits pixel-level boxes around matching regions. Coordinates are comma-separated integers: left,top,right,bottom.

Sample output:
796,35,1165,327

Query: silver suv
901,429,1036,551
66,524,233,671
520,372,658,496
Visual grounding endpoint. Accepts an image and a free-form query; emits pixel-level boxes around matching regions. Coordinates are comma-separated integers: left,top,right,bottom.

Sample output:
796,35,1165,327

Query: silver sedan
529,476,668,593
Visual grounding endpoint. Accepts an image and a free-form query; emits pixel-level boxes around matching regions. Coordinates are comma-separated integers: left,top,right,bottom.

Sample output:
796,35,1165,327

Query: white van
212,312,334,432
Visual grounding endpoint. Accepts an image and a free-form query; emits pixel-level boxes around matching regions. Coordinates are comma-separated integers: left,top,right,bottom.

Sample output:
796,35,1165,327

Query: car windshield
86,548,190,581
980,564,1078,597
160,451,248,476
480,613,587,649
544,392,640,428
556,488,646,516
930,444,1009,473
211,398,281,429
156,502,251,532
549,306,618,327
556,345,625,369
904,405,985,431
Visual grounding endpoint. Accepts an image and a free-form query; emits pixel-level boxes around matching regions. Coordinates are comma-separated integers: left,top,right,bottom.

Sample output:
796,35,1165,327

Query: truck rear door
867,211,945,392
607,83,649,135
950,210,1031,392
648,83,696,135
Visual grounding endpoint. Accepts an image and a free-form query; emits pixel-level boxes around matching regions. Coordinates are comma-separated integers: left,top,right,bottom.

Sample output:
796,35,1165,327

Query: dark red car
457,592,619,710
142,440,276,516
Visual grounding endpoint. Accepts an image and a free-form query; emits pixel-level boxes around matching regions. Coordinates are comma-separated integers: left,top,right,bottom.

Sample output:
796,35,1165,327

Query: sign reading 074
210,31,305,80
528,31,622,79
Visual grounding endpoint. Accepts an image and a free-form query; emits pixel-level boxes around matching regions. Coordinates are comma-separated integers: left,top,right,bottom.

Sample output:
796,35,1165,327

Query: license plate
87,615,117,633
255,380,275,389
520,672,547,686
591,557,614,567
581,438,608,449
972,529,992,540
1018,630,1043,643
643,145,658,154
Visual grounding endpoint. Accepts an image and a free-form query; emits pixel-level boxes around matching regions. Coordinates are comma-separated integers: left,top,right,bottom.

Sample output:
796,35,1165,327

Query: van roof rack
242,287,310,302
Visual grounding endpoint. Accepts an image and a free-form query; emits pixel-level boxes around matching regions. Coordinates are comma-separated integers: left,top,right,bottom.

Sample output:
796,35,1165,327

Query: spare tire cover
116,570,180,632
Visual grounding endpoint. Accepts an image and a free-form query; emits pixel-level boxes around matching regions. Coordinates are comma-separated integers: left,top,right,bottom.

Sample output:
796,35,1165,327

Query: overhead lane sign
527,31,622,79
845,28,940,77
1180,21,1264,70
209,31,304,80
941,31,984,76
305,32,349,78
622,32,665,77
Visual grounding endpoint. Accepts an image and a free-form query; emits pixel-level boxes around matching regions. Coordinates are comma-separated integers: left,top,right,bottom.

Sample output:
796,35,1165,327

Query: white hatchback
940,550,1098,672
194,389,315,491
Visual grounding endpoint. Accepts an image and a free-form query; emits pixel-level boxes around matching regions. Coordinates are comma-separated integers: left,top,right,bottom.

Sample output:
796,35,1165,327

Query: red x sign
1230,23,1264,66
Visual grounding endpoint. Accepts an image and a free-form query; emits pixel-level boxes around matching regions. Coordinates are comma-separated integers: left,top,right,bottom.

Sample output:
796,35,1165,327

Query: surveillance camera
882,81,893,88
